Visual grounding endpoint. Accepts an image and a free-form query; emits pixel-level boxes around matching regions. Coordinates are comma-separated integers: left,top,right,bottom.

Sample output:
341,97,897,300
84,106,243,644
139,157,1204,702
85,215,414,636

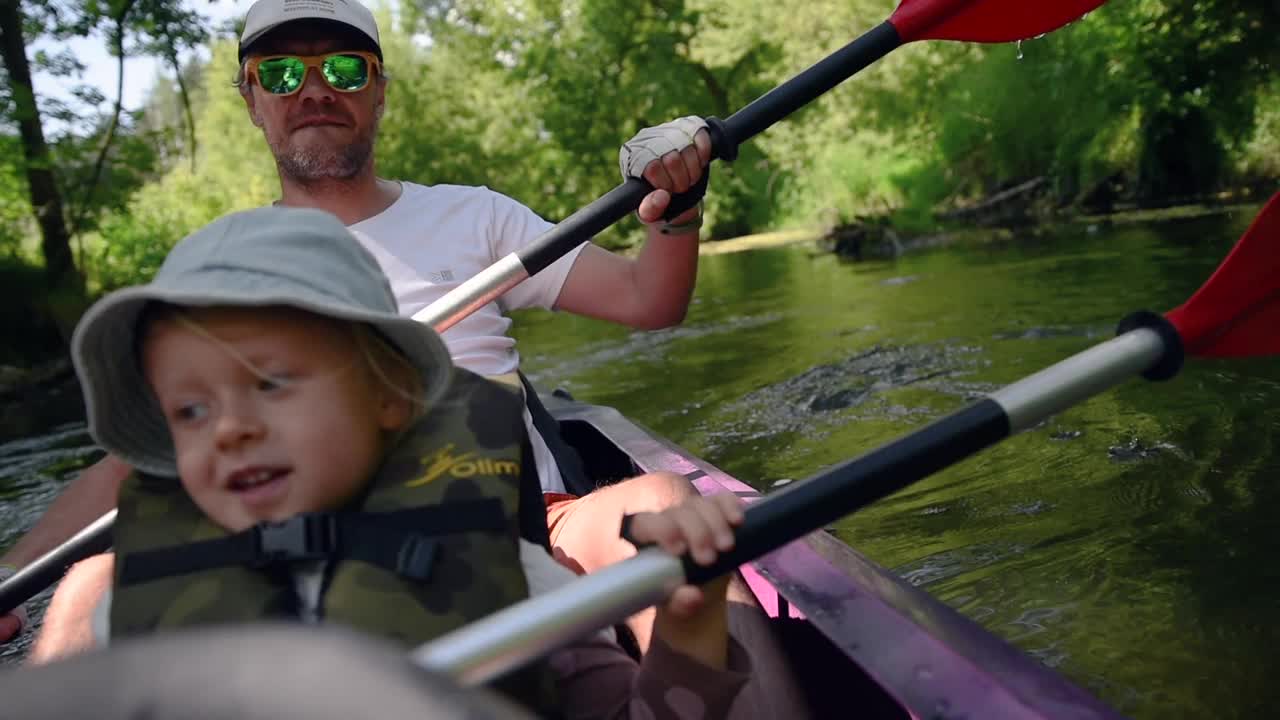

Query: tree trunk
1136,107,1223,208
0,0,81,292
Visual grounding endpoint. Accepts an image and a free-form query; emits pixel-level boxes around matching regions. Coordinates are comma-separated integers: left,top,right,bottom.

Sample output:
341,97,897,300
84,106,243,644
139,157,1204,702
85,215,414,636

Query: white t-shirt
349,182,587,494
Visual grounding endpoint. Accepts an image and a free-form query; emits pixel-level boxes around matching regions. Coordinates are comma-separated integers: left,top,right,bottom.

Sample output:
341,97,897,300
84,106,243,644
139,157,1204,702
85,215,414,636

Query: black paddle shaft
0,514,113,614
516,21,903,276
684,399,1009,585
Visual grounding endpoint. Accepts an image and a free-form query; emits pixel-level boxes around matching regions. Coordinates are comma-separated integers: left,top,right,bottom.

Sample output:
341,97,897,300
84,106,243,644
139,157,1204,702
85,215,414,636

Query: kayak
541,390,1124,720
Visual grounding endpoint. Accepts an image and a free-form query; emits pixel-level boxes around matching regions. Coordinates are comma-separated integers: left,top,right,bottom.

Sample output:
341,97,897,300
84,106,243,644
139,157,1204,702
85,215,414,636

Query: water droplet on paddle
1016,40,1024,60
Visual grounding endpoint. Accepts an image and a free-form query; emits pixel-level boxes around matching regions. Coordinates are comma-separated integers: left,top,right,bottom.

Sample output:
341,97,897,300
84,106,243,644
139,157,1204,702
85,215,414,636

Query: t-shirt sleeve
485,190,588,312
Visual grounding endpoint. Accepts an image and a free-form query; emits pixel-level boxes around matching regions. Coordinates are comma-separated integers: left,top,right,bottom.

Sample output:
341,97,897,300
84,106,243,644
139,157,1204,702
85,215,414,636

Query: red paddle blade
1165,192,1280,357
890,0,1107,43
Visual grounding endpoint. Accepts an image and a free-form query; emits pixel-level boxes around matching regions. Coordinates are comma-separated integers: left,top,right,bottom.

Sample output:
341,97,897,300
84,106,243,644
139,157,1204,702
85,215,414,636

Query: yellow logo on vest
406,443,520,487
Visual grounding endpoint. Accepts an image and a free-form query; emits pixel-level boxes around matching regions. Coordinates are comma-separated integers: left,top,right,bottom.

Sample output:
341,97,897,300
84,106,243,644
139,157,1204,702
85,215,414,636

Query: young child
63,207,756,718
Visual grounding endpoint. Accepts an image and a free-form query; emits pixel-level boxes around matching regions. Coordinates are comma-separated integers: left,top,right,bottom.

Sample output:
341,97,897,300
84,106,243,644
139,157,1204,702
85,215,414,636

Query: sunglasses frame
245,51,383,96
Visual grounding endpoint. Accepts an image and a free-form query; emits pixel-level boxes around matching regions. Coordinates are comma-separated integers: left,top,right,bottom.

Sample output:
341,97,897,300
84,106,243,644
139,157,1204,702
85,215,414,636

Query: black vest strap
519,435,553,550
118,501,506,586
518,373,594,497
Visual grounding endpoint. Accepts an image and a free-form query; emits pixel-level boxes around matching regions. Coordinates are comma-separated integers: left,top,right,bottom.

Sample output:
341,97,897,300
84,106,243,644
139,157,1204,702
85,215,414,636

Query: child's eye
256,374,293,392
172,402,208,423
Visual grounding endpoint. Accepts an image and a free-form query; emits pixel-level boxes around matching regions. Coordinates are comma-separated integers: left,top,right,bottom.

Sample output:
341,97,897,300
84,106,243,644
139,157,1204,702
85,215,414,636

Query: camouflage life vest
110,368,558,712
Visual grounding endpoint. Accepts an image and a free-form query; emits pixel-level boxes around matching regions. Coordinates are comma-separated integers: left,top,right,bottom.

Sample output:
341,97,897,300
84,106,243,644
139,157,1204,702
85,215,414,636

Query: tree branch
71,0,139,238
165,47,197,172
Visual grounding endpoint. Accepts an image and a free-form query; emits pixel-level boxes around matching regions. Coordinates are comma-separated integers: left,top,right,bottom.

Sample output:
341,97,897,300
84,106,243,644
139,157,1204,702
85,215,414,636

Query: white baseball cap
239,0,382,60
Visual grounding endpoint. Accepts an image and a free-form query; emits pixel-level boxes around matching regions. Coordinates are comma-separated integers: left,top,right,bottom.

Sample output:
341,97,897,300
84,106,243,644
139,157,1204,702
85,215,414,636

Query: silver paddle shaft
412,255,529,332
411,547,684,684
992,327,1165,431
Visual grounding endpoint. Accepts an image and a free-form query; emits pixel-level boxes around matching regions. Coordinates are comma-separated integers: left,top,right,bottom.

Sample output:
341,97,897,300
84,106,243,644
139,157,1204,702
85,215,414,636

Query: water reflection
513,205,1275,718
0,422,100,665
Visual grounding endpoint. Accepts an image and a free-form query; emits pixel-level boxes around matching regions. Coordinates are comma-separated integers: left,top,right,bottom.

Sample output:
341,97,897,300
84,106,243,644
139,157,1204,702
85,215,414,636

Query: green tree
1126,0,1280,203
0,0,77,292
94,39,277,289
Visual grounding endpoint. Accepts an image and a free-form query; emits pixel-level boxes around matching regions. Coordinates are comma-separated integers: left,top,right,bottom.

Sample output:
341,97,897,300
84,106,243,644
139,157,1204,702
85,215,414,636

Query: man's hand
618,116,714,225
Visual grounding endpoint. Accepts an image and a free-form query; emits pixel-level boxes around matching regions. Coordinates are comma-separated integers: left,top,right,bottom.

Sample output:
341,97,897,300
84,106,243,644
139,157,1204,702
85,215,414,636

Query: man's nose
296,64,336,104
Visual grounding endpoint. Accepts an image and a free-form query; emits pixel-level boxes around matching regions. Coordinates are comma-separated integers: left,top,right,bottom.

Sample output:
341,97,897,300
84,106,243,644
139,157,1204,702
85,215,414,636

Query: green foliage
884,0,1280,209
1237,79,1280,183
91,40,277,290
0,137,36,261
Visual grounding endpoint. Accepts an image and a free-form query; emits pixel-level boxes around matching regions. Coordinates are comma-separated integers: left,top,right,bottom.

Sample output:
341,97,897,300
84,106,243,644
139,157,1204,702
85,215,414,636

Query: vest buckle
251,513,340,566
395,534,439,581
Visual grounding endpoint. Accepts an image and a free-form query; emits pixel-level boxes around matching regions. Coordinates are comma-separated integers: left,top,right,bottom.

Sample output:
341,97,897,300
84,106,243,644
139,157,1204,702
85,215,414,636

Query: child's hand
551,546,587,576
625,492,745,620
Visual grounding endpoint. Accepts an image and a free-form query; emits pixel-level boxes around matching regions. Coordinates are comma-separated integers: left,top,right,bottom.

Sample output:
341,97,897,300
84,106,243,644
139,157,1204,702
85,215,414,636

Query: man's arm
0,454,128,641
554,126,712,330
553,220,700,329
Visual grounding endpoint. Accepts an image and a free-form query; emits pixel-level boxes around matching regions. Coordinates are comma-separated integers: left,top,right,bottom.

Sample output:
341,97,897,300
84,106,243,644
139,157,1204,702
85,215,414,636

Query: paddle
0,511,115,614
0,0,1109,618
412,194,1280,685
412,0,1108,332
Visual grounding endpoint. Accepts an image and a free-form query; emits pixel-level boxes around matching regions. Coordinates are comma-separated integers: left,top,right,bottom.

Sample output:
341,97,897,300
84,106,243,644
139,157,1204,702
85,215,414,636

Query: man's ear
373,77,387,120
241,86,264,128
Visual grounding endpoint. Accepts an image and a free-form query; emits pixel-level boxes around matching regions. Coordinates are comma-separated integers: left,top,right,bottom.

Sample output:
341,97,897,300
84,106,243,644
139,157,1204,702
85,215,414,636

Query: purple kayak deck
547,397,1124,720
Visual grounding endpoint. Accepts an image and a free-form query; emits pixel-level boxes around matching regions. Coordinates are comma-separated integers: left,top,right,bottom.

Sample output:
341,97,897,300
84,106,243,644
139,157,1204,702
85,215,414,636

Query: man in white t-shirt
10,6,809,706
348,185,588,498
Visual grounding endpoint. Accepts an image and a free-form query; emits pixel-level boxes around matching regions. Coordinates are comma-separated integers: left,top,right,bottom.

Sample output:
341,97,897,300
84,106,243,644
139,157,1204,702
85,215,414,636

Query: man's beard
271,125,377,185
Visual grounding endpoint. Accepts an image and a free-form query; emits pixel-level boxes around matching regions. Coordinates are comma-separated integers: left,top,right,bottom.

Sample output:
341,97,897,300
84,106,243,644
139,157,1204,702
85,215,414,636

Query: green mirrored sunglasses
247,52,382,96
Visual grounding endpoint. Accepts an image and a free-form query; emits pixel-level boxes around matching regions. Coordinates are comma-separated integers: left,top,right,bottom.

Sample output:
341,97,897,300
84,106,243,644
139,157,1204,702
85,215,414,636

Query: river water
2,206,1276,717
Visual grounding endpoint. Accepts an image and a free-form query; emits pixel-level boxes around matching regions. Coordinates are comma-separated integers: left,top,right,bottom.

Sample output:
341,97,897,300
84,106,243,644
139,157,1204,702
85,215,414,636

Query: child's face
141,306,412,532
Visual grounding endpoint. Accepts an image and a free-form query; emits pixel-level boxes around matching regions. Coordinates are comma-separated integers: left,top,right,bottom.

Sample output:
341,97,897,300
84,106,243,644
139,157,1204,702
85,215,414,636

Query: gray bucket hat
72,206,453,478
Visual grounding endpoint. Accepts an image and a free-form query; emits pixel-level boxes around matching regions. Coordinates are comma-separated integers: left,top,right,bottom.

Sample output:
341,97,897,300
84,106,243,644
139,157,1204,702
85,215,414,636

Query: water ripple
704,342,986,446
1107,436,1186,463
892,541,1029,588
526,313,784,383
0,422,97,666
0,423,88,459
992,324,1112,341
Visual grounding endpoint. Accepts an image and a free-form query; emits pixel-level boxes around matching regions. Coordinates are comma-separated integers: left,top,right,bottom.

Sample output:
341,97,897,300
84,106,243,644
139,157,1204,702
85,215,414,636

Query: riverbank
702,196,1271,260
2,195,1268,392
699,228,823,256
0,359,83,443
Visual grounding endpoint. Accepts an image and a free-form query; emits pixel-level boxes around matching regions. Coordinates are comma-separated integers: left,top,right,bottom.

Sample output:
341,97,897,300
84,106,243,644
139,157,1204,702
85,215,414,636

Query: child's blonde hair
348,320,427,420
138,302,429,424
